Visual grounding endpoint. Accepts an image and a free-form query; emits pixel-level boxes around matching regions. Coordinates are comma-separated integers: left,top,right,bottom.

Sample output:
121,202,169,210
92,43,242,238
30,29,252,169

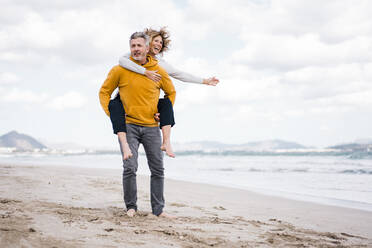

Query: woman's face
150,35,163,55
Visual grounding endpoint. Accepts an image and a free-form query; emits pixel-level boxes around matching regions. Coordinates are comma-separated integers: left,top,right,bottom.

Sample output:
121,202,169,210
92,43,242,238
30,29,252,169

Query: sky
0,0,372,148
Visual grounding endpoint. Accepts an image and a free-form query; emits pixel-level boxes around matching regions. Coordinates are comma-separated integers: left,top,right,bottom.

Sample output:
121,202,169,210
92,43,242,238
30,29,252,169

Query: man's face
130,38,149,63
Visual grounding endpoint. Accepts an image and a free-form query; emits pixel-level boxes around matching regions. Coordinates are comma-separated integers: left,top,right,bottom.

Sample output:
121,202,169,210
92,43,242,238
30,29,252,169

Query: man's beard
133,54,144,61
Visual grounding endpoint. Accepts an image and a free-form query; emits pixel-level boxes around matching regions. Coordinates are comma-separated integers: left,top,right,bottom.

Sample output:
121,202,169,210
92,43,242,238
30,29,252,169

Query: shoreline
1,163,371,247
2,155,371,213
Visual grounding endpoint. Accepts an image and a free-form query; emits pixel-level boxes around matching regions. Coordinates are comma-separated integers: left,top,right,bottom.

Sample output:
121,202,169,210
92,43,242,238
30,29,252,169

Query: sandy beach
0,163,371,247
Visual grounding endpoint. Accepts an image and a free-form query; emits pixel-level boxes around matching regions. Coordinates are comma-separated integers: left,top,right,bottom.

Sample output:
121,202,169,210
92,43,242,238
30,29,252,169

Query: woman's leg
109,94,133,160
157,98,175,158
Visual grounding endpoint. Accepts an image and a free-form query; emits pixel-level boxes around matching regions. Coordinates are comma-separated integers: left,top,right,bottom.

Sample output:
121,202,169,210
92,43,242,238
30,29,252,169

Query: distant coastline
0,130,371,158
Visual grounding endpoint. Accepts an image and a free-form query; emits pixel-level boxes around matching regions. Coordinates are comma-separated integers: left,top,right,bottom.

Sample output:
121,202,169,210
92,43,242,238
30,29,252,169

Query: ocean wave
340,169,372,175
215,167,263,172
175,150,372,159
215,167,310,173
348,153,372,159
273,168,310,173
213,167,372,175
2,149,372,159
247,168,264,172
291,168,310,172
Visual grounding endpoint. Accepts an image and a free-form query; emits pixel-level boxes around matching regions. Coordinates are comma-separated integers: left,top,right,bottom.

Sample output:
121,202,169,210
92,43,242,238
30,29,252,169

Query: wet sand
1,163,371,247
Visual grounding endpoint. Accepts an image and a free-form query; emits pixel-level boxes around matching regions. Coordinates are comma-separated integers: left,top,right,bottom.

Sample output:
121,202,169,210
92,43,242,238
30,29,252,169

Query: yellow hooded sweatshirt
99,55,176,127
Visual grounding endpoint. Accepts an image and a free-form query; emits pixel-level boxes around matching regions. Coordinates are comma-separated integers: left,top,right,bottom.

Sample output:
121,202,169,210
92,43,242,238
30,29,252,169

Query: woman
110,27,219,161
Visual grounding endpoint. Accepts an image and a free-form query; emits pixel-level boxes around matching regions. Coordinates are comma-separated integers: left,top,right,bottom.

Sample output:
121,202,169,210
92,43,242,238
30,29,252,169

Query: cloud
0,52,24,62
280,63,372,99
0,87,87,110
0,0,184,66
0,88,48,103
48,91,87,110
232,33,372,71
0,72,20,84
1,0,372,146
310,90,372,109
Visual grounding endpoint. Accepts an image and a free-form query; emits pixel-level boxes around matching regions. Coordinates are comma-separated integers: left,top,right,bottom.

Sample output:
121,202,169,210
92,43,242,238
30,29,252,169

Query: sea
1,151,372,212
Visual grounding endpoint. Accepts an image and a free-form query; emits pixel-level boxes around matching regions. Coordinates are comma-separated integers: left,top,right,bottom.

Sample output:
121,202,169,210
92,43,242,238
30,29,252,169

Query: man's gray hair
130,32,150,46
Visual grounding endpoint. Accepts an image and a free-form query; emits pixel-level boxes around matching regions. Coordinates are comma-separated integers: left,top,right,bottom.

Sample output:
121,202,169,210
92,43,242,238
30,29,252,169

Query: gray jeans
122,123,164,216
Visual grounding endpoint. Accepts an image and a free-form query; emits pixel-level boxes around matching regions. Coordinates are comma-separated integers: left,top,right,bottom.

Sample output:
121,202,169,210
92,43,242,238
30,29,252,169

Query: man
99,32,176,218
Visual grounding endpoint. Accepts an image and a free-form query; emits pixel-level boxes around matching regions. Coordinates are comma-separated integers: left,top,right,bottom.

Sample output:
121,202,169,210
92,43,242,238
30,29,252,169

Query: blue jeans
122,123,165,216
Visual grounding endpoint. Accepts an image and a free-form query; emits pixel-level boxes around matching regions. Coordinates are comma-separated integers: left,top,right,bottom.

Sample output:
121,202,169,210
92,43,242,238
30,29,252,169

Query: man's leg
141,126,165,216
122,124,140,214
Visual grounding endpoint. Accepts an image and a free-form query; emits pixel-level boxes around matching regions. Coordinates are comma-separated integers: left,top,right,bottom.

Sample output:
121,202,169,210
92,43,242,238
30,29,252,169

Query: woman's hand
154,113,160,122
145,70,162,82
203,77,219,86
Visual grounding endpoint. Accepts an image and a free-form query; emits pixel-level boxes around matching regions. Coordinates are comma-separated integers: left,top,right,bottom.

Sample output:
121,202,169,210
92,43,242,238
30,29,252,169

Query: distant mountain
174,139,307,152
353,138,372,145
329,142,372,152
235,139,307,151
0,131,47,150
174,141,229,151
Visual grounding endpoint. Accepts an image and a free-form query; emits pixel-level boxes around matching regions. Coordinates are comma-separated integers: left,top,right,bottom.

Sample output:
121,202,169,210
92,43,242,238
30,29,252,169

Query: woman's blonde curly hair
144,27,171,55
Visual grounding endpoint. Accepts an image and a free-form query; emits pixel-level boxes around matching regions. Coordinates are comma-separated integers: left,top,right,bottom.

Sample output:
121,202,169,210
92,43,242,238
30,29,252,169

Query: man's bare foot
161,140,175,158
158,212,176,219
122,142,133,160
127,209,136,217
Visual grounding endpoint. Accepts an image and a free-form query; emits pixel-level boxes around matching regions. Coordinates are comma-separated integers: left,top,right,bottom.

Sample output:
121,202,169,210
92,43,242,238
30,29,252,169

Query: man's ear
146,45,150,53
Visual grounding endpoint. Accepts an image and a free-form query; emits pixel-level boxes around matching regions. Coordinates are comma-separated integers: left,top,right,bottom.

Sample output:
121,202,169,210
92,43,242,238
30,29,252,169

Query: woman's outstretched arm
158,58,219,85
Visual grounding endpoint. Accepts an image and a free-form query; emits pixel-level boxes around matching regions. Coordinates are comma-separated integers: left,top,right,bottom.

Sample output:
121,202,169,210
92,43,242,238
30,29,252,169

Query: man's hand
145,70,162,82
154,113,160,122
202,77,219,86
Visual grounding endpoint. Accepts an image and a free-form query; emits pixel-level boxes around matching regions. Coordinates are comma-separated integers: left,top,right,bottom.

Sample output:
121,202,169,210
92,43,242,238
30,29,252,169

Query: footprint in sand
213,206,226,211
0,198,22,204
170,203,187,208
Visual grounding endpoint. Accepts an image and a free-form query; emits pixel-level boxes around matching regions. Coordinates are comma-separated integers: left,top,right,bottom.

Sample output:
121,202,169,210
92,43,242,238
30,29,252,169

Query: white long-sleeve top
118,53,203,84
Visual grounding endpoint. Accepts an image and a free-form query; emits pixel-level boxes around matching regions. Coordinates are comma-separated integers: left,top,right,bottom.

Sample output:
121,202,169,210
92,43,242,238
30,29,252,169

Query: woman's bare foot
127,209,136,217
161,140,175,158
121,142,133,160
